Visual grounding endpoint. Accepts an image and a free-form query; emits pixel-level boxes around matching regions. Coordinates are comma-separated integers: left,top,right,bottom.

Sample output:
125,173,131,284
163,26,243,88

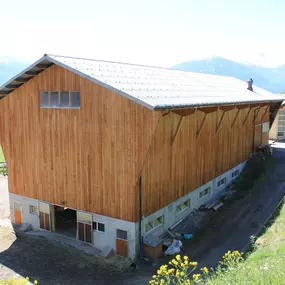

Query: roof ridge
46,53,174,72
46,54,241,81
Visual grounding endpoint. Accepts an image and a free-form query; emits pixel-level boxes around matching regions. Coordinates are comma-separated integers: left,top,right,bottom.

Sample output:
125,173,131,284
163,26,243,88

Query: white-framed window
29,205,37,214
176,199,190,214
199,187,210,199
217,177,226,188
40,91,80,108
117,229,128,241
232,169,240,180
145,215,164,233
92,221,105,233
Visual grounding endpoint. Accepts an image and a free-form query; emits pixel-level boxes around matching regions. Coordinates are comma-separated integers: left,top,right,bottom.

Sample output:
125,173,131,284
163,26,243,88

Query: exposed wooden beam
0,91,10,95
253,107,261,122
260,106,269,122
6,83,22,89
162,109,171,116
199,106,218,114
250,103,260,108
216,110,225,134
36,64,52,69
172,117,183,145
196,113,207,138
25,71,39,76
219,105,236,112
243,107,252,125
259,103,268,108
14,77,30,83
173,108,196,117
236,104,250,110
231,109,240,128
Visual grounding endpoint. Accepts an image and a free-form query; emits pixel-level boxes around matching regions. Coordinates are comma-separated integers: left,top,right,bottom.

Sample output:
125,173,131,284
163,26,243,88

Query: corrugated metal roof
0,54,283,110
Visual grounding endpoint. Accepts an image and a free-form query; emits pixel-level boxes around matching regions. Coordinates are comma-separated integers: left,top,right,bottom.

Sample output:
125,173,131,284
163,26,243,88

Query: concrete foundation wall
9,193,137,260
141,160,247,238
9,193,40,229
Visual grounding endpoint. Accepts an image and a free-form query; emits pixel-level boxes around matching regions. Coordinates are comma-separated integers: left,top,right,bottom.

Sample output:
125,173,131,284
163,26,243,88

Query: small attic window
40,91,80,108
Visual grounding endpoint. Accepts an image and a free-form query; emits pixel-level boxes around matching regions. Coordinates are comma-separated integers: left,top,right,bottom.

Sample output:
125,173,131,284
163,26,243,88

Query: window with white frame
29,205,37,214
145,215,164,233
40,91,80,108
232,169,240,180
217,177,226,188
199,187,210,199
92,221,105,233
176,199,190,214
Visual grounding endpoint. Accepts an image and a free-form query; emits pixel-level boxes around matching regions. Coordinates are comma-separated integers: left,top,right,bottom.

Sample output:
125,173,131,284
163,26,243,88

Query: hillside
172,57,285,93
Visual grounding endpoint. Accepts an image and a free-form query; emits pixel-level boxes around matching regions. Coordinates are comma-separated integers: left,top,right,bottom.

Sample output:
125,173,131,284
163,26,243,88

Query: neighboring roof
0,54,283,110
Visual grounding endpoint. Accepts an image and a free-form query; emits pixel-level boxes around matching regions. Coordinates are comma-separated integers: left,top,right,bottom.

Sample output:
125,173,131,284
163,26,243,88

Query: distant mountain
0,58,29,86
172,57,285,93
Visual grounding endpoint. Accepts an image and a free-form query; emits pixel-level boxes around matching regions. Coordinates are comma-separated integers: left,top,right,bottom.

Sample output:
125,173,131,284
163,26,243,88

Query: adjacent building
0,54,282,259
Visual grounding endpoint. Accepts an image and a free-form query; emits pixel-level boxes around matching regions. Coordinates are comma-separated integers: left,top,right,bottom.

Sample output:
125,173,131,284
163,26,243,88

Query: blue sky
0,0,285,67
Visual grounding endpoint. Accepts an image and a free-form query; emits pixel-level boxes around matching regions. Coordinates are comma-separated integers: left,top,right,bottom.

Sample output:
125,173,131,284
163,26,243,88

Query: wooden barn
0,54,282,259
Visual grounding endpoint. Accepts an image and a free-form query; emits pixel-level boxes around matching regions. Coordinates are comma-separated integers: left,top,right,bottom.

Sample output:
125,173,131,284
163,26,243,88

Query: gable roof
0,54,283,110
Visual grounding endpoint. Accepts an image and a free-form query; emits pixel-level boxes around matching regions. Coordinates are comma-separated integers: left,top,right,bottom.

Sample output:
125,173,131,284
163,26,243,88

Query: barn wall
0,64,160,222
141,104,271,217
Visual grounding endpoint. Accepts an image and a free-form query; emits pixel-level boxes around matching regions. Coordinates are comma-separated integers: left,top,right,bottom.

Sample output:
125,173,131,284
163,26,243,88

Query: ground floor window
176,199,190,214
145,215,164,233
199,187,210,199
92,221,105,233
29,205,37,214
217,177,226,188
232,169,240,180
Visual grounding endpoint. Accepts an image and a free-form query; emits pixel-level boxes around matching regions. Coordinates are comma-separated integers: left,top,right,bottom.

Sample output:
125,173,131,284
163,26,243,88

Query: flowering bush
0,277,38,285
149,251,244,284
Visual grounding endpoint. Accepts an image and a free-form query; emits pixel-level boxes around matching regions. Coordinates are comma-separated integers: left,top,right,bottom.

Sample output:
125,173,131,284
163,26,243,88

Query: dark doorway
54,205,77,239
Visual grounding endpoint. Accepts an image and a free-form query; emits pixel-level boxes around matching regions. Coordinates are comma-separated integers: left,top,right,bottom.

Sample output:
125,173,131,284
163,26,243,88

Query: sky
0,0,285,67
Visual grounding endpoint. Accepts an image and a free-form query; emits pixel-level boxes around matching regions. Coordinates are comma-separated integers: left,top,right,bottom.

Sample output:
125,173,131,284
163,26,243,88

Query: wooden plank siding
141,105,270,217
0,64,160,222
0,63,274,222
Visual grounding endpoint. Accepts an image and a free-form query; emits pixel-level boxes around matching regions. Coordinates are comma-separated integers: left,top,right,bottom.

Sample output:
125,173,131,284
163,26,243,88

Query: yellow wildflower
201,266,209,274
183,255,189,260
190,261,198,266
34,281,38,285
193,274,201,281
176,254,181,261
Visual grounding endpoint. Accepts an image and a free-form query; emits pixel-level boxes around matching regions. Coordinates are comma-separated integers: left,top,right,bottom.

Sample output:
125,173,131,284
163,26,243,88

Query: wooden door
116,229,128,257
14,202,22,225
39,202,51,231
77,212,92,244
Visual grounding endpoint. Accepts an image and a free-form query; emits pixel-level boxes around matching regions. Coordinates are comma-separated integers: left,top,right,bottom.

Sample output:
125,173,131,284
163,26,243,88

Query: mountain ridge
172,57,285,93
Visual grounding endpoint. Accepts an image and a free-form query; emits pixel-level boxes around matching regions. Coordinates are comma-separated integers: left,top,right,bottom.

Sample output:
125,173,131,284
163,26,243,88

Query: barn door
77,212,92,244
39,202,51,231
116,229,128,257
14,202,22,225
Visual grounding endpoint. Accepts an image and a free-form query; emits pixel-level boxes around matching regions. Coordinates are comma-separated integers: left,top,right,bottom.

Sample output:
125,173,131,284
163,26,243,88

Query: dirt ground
1,145,285,284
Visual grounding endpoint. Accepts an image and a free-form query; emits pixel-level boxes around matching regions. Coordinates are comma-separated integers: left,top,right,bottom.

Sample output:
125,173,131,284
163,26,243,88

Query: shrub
0,277,38,285
149,251,244,284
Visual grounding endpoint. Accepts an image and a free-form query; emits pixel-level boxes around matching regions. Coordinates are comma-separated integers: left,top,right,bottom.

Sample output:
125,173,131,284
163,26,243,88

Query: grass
0,146,4,162
205,200,285,284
